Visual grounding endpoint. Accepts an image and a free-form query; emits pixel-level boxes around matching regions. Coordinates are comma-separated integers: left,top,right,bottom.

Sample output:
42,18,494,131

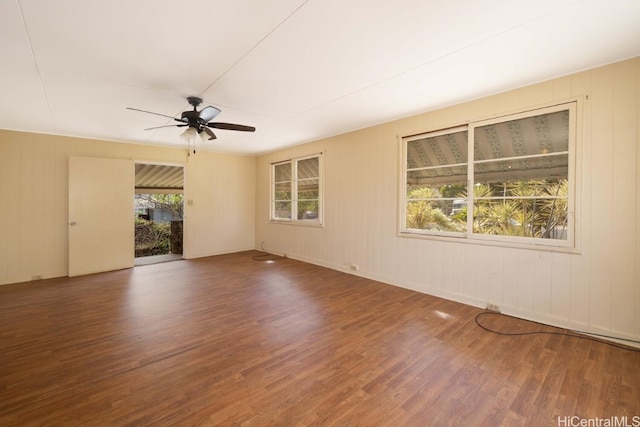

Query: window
405,126,469,236
401,103,576,248
272,154,322,224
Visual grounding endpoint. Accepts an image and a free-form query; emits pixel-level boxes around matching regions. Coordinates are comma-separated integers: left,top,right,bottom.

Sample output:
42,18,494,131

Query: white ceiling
1,0,639,155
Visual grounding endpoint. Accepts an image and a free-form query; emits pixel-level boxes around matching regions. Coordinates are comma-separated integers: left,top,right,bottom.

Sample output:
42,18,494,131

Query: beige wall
256,58,640,341
2,58,638,342
0,131,256,285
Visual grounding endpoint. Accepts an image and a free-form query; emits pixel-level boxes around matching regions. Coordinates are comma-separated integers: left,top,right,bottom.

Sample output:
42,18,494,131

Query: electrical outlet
486,303,500,312
349,264,359,271
31,275,43,280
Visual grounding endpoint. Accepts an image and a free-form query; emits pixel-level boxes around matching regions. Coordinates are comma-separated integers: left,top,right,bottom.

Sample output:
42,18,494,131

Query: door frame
134,160,186,262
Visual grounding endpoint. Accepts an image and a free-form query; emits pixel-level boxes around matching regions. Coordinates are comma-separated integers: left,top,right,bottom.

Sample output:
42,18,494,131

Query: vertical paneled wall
0,132,256,285
256,58,640,340
183,151,256,259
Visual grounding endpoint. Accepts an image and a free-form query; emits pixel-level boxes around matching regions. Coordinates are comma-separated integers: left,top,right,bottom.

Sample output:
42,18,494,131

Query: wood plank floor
1,251,639,426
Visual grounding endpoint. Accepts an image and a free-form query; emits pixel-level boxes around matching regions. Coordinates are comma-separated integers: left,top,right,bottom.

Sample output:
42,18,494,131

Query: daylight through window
272,154,322,224
402,103,575,248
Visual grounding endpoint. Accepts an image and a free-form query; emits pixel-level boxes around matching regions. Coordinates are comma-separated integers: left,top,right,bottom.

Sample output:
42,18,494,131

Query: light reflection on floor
434,310,453,320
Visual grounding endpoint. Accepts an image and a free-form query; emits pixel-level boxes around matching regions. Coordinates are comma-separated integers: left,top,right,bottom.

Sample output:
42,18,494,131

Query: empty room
1,1,640,426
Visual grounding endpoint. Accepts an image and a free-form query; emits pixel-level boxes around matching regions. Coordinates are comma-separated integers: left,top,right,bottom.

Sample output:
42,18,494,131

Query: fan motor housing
181,111,201,123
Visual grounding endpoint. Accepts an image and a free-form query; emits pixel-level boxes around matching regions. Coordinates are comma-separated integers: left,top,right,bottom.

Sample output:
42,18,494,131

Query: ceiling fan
127,96,255,140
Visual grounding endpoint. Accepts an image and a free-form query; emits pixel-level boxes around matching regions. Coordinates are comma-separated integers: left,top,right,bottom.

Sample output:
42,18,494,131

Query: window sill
270,219,324,228
398,230,580,254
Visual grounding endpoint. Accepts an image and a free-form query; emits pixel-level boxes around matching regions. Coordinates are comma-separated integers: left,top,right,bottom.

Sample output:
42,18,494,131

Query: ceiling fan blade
202,126,217,140
126,107,178,120
143,124,187,131
199,106,221,122
208,122,256,132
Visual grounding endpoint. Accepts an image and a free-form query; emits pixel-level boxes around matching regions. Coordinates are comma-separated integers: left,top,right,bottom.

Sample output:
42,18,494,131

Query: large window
401,103,576,248
272,154,322,224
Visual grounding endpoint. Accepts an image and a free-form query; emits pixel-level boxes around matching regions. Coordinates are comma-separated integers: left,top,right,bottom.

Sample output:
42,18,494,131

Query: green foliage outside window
472,179,568,239
406,179,568,239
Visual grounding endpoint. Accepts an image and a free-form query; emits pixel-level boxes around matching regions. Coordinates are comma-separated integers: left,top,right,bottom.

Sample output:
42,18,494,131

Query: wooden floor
1,252,638,426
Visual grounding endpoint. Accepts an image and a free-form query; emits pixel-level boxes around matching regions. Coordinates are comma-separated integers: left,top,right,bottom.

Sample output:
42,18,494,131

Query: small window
271,154,322,224
401,103,576,248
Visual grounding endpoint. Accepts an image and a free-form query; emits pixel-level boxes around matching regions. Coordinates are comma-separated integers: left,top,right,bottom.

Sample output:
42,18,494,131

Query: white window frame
400,102,578,250
271,153,323,226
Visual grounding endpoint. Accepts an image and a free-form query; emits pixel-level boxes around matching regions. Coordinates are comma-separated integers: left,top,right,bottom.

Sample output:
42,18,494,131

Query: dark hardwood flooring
1,251,639,426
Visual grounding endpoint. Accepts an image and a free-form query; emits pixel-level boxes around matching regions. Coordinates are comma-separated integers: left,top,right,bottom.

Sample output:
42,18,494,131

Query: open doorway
134,163,184,266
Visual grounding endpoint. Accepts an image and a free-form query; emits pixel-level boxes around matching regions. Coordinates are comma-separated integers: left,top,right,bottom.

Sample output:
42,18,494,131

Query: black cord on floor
252,251,283,261
475,311,640,352
252,242,285,262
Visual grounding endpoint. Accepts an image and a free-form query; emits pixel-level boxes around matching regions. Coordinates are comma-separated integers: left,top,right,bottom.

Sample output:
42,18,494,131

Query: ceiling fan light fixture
180,126,198,141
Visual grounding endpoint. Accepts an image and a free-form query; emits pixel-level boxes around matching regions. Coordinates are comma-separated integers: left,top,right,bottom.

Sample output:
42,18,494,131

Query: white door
68,157,134,277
